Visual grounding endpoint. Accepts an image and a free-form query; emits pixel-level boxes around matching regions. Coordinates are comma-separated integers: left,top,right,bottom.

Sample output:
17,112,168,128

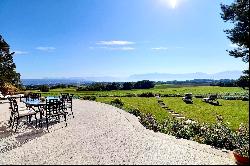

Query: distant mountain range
21,70,243,85
21,79,93,86
127,71,243,81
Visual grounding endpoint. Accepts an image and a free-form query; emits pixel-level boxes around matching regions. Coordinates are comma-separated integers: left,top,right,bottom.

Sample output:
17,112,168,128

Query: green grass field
162,97,249,130
96,97,170,123
96,97,249,130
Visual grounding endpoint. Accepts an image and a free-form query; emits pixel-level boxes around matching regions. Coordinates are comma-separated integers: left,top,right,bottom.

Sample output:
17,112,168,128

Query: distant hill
21,78,93,85
127,71,243,81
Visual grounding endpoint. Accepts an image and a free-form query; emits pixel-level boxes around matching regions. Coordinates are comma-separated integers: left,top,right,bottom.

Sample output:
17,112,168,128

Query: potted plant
233,146,249,165
233,124,249,165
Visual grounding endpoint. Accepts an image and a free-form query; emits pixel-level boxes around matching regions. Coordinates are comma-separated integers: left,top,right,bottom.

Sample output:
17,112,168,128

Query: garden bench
203,95,220,106
182,93,193,104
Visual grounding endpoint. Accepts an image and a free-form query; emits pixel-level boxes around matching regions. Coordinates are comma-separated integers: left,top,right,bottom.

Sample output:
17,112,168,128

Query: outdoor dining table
45,96,60,100
22,99,46,107
22,96,60,106
22,97,61,127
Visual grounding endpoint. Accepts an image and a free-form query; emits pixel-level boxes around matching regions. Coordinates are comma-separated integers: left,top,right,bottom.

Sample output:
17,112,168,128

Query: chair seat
19,109,37,117
65,104,72,108
10,107,26,111
19,108,28,112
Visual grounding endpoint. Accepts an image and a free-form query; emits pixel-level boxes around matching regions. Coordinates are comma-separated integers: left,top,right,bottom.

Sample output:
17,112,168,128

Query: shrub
172,120,201,140
139,113,160,132
159,117,249,151
0,82,18,95
136,110,249,152
137,92,155,97
234,124,249,155
39,85,49,92
125,93,137,97
110,98,124,107
197,122,237,150
128,108,141,117
81,96,96,101
161,94,181,97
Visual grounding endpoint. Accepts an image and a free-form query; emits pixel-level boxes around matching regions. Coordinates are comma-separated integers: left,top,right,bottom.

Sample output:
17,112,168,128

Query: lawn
96,97,249,130
96,97,169,123
161,97,249,130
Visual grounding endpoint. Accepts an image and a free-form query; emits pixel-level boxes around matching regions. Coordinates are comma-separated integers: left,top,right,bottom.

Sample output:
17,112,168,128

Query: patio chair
45,99,67,130
60,94,74,118
10,99,38,132
30,93,41,100
8,97,16,127
7,97,27,126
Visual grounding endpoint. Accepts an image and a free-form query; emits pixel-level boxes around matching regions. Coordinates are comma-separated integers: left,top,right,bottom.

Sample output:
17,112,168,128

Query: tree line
22,80,155,92
76,80,155,91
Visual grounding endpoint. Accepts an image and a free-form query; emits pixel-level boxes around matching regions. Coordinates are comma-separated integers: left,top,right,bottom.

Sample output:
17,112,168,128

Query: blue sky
0,0,247,79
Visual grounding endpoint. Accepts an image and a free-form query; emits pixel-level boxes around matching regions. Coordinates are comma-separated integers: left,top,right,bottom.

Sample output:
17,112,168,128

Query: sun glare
169,0,177,8
159,0,178,9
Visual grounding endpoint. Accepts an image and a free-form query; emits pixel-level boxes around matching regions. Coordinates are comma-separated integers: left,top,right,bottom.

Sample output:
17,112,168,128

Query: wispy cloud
92,40,135,51
36,46,56,51
151,47,168,50
13,50,28,55
96,40,135,46
100,46,135,51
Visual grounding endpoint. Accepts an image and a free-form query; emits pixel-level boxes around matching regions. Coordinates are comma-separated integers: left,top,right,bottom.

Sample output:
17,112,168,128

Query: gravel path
0,99,236,165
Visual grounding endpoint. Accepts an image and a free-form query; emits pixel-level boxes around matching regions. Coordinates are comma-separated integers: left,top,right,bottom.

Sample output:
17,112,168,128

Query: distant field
30,85,248,97
96,97,249,130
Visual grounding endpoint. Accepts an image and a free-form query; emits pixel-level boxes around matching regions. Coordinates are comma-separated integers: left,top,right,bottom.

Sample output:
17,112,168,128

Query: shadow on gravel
0,118,64,154
0,123,14,139
0,114,71,154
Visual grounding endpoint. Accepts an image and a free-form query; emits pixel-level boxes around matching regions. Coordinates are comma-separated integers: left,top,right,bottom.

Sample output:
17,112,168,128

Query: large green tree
220,0,249,88
0,35,21,92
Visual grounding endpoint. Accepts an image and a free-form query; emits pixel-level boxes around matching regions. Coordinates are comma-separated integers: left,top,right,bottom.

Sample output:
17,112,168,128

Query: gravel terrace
0,99,236,165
